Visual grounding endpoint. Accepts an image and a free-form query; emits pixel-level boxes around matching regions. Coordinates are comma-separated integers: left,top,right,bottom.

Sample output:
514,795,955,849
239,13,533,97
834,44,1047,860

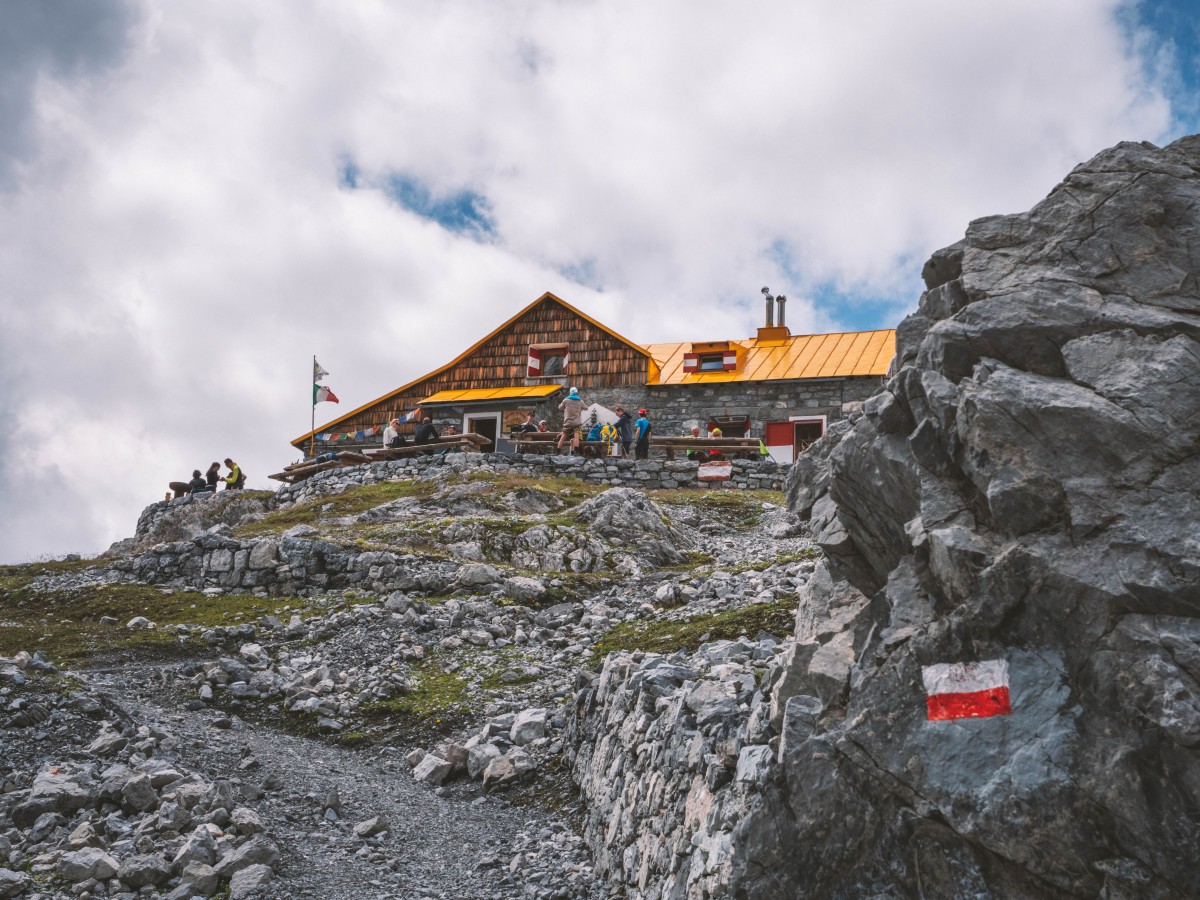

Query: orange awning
420,385,564,404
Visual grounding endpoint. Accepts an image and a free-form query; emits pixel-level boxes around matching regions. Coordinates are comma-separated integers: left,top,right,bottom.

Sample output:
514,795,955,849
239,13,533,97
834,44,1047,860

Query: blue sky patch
1127,0,1200,135
338,158,494,238
383,173,494,238
766,239,920,332
339,159,360,190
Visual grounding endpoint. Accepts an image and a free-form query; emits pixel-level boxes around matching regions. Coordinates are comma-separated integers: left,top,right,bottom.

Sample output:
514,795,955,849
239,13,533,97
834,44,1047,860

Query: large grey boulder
750,136,1200,897
132,491,271,551
228,863,274,898
118,853,172,888
0,869,28,900
58,847,120,882
212,836,280,878
571,487,694,565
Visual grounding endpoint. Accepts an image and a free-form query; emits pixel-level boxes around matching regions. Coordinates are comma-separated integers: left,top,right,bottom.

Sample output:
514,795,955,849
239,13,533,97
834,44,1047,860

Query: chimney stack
756,286,791,343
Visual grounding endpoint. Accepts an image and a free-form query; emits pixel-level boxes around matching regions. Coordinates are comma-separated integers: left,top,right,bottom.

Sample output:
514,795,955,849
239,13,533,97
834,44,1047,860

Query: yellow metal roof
421,385,563,404
643,330,895,385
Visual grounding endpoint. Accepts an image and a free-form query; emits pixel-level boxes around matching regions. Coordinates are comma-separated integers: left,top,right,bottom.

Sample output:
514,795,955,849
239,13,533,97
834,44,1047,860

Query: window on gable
698,353,725,372
542,349,566,376
528,343,569,378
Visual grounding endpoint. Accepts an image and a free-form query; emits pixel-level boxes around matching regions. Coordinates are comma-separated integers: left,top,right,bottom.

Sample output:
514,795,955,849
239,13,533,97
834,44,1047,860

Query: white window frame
788,414,828,429
789,415,828,452
462,411,503,446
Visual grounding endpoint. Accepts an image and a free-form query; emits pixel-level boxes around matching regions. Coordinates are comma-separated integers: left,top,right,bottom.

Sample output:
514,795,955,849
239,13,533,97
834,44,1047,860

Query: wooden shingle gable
291,292,648,447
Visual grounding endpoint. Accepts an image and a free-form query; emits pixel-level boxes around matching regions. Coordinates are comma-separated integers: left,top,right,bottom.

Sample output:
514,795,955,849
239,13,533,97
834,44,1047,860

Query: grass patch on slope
357,654,473,745
590,598,797,663
0,582,299,666
649,487,787,528
459,471,606,507
235,480,438,538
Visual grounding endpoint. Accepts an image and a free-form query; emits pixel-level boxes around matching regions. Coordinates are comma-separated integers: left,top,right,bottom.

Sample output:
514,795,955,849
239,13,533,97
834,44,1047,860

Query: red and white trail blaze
921,659,1011,721
697,462,732,482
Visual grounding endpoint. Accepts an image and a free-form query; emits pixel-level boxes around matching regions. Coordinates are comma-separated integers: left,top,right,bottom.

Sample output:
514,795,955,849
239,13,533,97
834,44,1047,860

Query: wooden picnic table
269,433,490,483
650,436,764,461
365,433,490,458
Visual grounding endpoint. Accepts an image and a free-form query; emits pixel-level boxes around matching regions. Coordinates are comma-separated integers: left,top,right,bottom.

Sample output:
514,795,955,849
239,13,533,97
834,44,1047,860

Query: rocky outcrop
741,136,1200,897
127,492,273,554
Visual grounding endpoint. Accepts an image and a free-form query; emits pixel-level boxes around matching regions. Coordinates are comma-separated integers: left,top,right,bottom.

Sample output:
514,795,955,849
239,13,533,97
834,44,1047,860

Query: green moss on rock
590,598,797,663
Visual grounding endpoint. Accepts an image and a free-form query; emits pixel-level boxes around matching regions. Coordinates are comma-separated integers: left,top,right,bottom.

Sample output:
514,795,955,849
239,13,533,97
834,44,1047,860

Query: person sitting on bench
414,417,440,454
382,418,409,449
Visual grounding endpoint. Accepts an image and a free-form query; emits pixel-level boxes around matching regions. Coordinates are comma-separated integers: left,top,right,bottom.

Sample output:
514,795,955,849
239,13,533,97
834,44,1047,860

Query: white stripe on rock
921,659,1009,695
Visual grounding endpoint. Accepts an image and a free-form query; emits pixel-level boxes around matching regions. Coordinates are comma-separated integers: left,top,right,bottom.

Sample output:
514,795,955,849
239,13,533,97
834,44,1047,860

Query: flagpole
309,354,316,460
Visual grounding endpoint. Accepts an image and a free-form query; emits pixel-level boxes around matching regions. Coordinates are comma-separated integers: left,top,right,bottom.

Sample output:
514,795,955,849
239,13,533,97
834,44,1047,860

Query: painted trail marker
922,659,1011,721
697,461,732,482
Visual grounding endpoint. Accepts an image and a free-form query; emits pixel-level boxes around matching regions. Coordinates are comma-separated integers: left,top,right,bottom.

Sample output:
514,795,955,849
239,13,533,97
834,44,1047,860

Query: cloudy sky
0,0,1197,563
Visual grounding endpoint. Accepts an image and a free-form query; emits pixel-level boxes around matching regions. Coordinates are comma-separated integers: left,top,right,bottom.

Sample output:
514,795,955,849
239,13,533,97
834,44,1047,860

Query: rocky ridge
755,137,1200,896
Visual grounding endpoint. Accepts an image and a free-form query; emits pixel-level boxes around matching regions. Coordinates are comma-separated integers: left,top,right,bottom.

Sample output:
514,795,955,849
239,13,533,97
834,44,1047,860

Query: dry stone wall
567,639,784,899
276,453,786,507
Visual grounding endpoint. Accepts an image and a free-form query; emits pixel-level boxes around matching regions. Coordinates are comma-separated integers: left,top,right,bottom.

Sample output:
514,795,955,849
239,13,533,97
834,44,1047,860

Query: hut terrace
292,292,895,464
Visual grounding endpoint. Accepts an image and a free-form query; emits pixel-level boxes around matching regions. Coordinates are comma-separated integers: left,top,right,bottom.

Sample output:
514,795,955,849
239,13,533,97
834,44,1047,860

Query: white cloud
0,0,1181,561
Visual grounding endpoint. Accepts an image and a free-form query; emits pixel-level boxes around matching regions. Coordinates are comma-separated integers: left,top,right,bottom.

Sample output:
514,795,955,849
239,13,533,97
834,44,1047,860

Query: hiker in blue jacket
634,409,652,459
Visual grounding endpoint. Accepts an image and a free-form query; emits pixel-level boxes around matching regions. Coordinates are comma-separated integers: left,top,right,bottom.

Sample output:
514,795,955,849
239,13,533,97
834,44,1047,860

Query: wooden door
794,421,824,454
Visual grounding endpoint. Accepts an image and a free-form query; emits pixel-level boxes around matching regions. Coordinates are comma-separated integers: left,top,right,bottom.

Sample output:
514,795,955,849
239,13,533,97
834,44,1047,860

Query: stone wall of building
372,375,884,450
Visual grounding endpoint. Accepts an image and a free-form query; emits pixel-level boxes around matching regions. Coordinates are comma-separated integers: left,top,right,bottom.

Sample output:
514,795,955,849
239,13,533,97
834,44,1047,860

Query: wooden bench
509,432,616,457
269,434,490,483
508,431,559,453
366,433,490,459
650,436,765,461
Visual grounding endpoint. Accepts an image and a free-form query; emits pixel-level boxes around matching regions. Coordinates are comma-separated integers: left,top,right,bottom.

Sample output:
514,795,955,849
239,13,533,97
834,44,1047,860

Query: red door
765,421,793,447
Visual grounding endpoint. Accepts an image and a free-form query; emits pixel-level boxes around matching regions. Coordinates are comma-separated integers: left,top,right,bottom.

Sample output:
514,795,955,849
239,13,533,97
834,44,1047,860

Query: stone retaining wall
117,456,786,598
109,531,464,598
278,453,787,507
566,638,788,899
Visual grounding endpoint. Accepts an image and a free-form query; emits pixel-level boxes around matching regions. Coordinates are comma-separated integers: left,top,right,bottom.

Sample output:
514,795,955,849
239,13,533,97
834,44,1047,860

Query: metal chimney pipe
776,294,787,327
761,286,773,327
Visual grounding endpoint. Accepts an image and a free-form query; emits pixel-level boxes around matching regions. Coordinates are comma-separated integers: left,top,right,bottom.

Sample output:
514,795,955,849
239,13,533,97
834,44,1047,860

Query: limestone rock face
756,137,1200,897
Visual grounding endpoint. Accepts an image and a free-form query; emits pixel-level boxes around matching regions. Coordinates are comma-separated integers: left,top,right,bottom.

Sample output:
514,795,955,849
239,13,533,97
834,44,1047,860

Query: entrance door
793,420,824,454
464,414,499,451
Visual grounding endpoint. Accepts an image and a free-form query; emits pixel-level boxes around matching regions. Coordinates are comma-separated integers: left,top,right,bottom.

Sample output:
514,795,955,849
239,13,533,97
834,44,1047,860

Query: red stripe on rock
926,687,1011,721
